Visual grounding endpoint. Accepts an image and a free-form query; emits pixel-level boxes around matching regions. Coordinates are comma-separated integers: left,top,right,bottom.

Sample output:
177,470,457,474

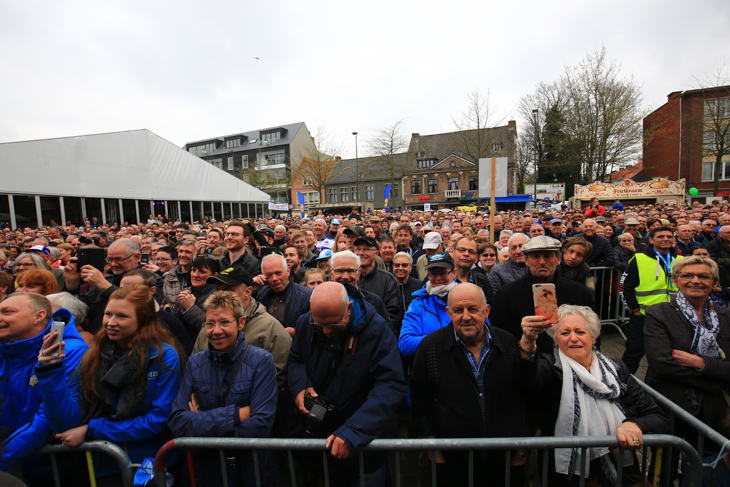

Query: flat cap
521,235,562,254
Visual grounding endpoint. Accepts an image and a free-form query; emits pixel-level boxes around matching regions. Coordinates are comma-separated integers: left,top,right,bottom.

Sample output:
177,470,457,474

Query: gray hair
393,251,413,266
261,253,288,270
178,239,197,248
110,238,141,254
507,233,530,248
499,230,514,239
16,252,50,270
546,304,601,342
275,225,286,232
331,250,361,269
47,292,89,325
48,247,60,260
672,255,719,284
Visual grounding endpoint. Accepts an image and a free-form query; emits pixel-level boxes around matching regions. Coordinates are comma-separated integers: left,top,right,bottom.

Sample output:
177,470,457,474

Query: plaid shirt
454,325,492,416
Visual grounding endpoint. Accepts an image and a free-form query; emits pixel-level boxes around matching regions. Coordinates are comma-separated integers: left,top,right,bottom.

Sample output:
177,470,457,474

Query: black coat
644,298,730,431
490,273,594,353
359,266,402,333
577,233,615,267
411,323,534,484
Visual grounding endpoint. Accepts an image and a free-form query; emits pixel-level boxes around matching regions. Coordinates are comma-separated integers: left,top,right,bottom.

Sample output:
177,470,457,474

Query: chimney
508,120,516,129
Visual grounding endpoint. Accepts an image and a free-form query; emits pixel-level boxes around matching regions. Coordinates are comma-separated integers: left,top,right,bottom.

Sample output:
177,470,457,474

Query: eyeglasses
106,253,135,264
15,262,35,268
481,253,497,258
677,273,714,282
454,247,477,255
155,257,172,262
393,263,410,268
310,310,349,329
204,319,237,329
225,232,244,238
355,247,377,253
332,268,359,275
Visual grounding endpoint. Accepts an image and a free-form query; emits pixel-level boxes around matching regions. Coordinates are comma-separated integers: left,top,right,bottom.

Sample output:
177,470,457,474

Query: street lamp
352,132,359,205
532,109,539,209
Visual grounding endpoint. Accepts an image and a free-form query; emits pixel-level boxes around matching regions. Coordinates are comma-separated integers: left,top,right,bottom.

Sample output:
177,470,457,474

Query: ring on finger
633,438,640,445
40,349,46,357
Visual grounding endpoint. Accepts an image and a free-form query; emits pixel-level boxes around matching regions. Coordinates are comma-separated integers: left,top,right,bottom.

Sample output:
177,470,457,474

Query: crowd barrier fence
589,266,628,339
153,435,702,487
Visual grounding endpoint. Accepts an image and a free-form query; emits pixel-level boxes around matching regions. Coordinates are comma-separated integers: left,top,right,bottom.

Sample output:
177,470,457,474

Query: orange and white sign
574,178,685,204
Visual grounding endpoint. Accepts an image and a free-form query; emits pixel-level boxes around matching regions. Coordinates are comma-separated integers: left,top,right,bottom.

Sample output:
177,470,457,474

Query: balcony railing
445,189,461,198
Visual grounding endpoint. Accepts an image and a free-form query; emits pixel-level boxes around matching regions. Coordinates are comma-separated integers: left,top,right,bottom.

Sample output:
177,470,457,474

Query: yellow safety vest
633,252,682,314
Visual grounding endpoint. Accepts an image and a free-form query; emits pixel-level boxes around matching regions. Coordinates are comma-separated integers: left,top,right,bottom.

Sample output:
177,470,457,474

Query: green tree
541,104,583,197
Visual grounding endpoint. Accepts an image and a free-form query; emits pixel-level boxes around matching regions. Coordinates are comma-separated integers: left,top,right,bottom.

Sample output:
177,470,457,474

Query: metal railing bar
616,448,623,485
50,452,60,487
468,450,473,487
36,441,134,487
287,450,296,487
395,451,401,487
218,449,228,487
504,450,510,487
358,451,365,487
541,448,548,487
253,449,261,487
322,451,330,487
579,446,586,487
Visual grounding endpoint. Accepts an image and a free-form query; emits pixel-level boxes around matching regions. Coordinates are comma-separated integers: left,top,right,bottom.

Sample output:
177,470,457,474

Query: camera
304,393,336,437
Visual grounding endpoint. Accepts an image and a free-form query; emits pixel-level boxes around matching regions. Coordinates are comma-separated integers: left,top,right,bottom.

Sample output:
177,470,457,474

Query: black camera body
304,393,336,437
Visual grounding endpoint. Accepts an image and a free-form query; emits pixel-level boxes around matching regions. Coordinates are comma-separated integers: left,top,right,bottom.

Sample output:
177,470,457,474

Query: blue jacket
256,281,312,329
288,285,407,455
168,333,277,487
35,343,182,477
398,288,451,359
0,309,88,473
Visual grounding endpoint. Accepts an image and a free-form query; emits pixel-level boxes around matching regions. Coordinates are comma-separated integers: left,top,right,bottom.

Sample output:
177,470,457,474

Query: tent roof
0,129,270,202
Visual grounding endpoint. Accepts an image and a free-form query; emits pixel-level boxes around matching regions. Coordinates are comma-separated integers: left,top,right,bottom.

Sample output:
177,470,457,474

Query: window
261,131,281,143
411,180,422,194
448,177,459,190
427,178,438,193
242,154,249,169
258,151,286,168
306,192,320,203
450,161,456,167
341,187,349,202
469,175,478,190
189,142,216,157
225,139,241,148
492,142,503,151
352,186,358,202
302,177,313,186
366,185,374,201
211,159,222,170
705,98,730,120
704,131,718,150
227,157,234,171
392,187,399,199
417,159,437,169
702,160,730,181
329,188,338,203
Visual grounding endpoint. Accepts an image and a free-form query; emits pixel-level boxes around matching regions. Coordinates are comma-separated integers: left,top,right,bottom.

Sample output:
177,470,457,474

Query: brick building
643,86,730,198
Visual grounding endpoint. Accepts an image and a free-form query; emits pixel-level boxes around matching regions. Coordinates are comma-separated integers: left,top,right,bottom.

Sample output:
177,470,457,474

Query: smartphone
48,320,65,357
76,247,106,273
140,253,150,264
533,283,559,324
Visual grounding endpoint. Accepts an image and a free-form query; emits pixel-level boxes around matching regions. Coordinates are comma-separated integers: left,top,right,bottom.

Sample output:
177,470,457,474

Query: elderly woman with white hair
520,305,668,486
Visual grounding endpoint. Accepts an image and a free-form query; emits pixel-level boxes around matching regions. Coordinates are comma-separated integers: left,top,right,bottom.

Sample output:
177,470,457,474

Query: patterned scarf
553,348,633,483
676,292,725,360
425,280,458,299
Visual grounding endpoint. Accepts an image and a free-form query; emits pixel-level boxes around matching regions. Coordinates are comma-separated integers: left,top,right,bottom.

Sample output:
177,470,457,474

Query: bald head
447,282,487,308
310,282,351,338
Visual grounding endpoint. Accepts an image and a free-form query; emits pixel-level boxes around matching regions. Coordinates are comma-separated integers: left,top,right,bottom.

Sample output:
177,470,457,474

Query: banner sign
268,202,289,211
574,178,685,204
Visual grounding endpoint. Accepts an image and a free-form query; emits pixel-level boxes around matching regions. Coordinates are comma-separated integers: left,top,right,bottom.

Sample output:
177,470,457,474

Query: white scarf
425,280,458,299
554,349,633,481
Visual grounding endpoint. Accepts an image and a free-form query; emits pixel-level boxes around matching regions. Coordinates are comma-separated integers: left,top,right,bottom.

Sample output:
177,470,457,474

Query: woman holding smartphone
35,284,184,485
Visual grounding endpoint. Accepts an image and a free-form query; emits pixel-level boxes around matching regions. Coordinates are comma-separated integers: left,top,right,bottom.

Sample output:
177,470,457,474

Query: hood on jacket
0,307,85,358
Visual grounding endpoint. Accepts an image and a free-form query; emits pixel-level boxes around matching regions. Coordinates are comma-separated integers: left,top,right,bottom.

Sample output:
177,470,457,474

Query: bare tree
693,65,730,196
561,46,644,182
366,119,410,191
450,89,506,162
293,124,344,199
514,130,536,192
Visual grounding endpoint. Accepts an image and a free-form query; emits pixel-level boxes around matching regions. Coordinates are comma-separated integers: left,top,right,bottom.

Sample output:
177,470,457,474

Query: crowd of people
1,197,729,486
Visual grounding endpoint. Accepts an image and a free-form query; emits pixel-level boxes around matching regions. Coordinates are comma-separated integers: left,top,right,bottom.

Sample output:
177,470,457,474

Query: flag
297,192,305,219
384,184,392,210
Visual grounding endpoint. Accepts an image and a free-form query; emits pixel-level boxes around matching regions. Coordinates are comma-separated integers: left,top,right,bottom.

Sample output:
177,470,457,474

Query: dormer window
417,158,437,169
261,131,281,144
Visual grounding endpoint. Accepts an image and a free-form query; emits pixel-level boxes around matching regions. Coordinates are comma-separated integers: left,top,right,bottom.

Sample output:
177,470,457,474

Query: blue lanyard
655,250,672,274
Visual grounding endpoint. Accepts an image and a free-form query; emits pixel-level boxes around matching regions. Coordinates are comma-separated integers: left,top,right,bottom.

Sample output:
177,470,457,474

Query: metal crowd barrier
25,440,135,487
153,435,702,487
640,380,730,483
589,266,628,339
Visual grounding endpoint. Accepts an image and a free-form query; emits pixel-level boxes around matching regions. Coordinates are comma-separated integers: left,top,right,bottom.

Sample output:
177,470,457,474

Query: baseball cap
595,216,607,223
549,219,562,225
353,236,378,249
344,226,366,237
316,249,333,260
207,265,254,287
331,219,341,225
425,252,455,270
422,232,443,250
29,245,50,255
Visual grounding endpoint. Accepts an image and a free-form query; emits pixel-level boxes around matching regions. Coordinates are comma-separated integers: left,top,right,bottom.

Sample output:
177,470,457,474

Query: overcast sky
1,0,728,159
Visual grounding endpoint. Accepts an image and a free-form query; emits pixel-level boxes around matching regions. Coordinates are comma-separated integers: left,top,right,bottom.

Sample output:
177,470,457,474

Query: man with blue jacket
0,293,88,481
399,253,457,360
289,282,407,486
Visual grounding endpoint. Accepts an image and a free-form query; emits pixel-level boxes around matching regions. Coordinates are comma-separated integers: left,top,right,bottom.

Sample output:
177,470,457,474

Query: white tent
0,129,270,202
0,129,272,228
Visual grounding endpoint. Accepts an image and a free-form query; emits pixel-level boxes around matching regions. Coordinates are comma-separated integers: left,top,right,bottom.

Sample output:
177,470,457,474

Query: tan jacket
193,298,292,389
